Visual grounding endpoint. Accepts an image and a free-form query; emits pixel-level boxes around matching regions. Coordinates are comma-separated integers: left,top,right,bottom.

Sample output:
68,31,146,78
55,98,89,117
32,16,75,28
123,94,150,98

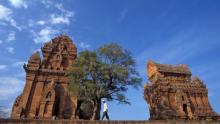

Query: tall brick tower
11,35,78,119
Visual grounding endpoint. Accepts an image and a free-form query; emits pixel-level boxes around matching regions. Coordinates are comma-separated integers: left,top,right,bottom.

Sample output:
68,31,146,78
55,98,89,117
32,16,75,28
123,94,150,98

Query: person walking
101,100,110,120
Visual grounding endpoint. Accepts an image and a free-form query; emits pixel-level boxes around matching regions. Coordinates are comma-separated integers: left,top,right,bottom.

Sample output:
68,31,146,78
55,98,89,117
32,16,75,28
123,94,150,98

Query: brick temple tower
144,60,220,120
11,35,78,119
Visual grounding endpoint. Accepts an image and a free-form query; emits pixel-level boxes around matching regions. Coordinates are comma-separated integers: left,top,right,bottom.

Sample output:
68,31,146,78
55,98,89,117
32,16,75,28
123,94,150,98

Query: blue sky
0,0,220,120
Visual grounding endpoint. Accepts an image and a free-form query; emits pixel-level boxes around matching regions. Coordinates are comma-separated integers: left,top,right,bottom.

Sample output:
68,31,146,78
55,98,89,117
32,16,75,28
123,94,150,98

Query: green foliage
97,43,142,104
68,43,142,119
68,50,106,101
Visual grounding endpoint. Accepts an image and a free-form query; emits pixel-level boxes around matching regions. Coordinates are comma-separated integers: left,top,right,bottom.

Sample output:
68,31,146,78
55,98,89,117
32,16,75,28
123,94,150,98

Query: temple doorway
52,87,60,117
52,95,60,117
183,104,188,116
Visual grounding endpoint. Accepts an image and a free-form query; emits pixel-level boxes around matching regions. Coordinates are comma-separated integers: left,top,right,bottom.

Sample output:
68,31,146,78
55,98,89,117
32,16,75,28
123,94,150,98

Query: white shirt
103,102,108,112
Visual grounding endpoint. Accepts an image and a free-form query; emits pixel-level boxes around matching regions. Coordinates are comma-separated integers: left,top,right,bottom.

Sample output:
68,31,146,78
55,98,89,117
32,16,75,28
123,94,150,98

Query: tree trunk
91,99,101,120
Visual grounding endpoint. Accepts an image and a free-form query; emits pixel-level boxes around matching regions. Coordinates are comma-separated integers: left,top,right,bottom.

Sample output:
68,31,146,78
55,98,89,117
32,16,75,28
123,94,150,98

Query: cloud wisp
78,42,90,49
0,65,7,70
7,32,16,42
8,0,28,9
50,13,73,25
35,1,74,26
31,27,58,44
6,47,14,54
0,4,22,30
27,1,75,43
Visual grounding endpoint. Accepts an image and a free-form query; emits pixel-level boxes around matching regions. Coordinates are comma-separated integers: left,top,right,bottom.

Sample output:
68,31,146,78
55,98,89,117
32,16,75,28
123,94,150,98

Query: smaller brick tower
144,60,220,120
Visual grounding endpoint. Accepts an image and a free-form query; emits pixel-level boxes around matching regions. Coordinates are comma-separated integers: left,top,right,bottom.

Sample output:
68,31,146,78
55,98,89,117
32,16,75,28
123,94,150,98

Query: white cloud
36,20,46,25
32,27,58,43
50,14,70,25
54,3,65,12
7,32,16,42
8,0,28,8
0,65,7,70
29,19,46,27
6,47,14,54
35,12,74,26
28,2,74,43
41,0,53,8
0,4,21,30
79,42,90,49
54,3,74,17
0,5,12,19
52,3,74,25
9,19,22,31
39,1,74,25
0,77,24,100
41,1,69,13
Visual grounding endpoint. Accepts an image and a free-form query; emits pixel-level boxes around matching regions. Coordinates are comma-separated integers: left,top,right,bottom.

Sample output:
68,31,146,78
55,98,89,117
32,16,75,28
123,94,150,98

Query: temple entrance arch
183,104,188,116
52,93,60,117
52,84,62,117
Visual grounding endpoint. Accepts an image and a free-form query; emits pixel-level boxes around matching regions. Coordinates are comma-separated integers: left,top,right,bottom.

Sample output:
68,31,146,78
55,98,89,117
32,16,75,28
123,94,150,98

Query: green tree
68,43,142,120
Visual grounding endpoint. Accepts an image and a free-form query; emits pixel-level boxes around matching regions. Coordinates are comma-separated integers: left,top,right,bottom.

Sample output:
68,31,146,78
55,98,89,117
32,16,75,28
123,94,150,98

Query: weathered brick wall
0,119,220,124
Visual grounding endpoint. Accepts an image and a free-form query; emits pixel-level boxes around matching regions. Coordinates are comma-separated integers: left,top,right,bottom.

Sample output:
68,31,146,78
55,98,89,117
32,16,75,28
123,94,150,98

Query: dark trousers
101,111,109,120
